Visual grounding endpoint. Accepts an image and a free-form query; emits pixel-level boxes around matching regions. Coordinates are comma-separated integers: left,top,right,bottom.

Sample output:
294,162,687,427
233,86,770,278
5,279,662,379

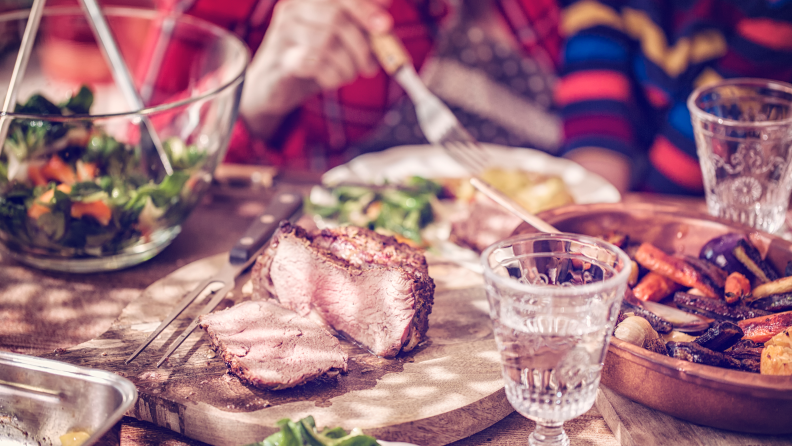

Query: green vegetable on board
245,416,379,446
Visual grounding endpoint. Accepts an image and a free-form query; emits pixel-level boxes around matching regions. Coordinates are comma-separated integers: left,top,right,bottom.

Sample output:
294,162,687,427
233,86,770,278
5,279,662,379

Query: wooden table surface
0,170,706,446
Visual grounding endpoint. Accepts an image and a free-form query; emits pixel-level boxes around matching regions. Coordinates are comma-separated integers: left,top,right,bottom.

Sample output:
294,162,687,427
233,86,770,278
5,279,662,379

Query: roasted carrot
738,310,792,343
633,271,682,302
70,200,112,226
634,242,718,298
725,272,751,304
27,202,50,220
41,155,76,185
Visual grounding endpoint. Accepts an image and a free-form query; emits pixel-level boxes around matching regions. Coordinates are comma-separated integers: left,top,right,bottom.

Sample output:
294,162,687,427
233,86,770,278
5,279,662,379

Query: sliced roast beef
251,222,435,358
199,300,348,390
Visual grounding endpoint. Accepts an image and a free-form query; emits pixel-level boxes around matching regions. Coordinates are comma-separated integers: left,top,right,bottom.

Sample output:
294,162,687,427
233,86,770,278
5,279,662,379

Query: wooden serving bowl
513,202,792,434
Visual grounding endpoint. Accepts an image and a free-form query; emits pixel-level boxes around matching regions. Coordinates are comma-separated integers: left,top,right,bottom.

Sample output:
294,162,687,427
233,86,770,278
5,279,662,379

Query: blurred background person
8,0,564,173
556,0,792,195
226,0,564,171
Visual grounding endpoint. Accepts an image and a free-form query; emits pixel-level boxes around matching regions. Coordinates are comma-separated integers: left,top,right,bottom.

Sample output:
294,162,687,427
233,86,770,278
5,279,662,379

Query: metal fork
370,34,559,234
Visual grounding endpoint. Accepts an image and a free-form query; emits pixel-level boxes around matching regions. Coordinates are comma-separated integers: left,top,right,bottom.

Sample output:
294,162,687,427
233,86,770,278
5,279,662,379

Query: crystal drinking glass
688,78,792,234
481,233,630,446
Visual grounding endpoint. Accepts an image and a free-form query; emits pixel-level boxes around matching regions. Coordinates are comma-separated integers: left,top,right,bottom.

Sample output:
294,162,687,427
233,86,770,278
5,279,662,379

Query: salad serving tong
0,0,174,178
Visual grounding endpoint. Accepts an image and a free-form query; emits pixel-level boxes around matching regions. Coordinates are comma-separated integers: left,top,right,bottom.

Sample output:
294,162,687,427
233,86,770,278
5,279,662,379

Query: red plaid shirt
153,0,561,170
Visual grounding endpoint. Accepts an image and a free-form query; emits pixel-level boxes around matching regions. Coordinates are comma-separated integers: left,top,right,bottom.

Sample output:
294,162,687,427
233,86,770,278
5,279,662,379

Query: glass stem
529,419,569,446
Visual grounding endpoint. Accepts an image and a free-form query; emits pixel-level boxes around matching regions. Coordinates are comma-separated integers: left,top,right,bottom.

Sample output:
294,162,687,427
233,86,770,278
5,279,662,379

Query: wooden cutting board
595,386,792,446
43,253,513,446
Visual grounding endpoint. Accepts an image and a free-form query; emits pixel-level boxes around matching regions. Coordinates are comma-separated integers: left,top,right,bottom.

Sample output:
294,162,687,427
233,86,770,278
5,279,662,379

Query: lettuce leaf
245,416,379,446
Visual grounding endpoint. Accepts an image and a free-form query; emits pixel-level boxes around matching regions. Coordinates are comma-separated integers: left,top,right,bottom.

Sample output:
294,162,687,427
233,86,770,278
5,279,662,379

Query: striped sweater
556,0,792,195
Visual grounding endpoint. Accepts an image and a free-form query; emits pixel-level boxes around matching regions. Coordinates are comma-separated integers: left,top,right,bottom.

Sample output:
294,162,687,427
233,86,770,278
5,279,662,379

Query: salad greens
307,176,442,245
0,86,209,257
245,416,379,446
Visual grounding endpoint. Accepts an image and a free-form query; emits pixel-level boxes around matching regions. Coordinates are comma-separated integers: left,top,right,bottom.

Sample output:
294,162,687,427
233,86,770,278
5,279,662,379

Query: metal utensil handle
470,177,560,234
0,0,46,160
370,33,410,75
78,0,174,176
229,191,303,262
123,275,216,364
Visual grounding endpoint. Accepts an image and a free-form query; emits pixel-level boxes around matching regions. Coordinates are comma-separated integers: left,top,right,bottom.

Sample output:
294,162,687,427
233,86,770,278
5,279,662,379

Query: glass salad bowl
0,6,249,272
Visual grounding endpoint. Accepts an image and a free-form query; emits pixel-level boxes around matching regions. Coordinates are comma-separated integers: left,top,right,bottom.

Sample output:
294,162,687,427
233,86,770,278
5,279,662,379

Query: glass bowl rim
0,5,250,121
480,232,632,297
686,77,792,127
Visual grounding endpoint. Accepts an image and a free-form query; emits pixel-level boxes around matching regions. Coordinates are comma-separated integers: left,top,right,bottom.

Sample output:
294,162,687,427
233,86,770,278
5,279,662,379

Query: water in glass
482,233,630,446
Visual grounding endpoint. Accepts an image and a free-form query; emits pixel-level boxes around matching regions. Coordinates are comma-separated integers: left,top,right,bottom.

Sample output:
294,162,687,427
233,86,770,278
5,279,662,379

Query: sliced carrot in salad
27,164,48,186
70,200,112,226
27,184,72,220
75,160,98,182
41,155,77,185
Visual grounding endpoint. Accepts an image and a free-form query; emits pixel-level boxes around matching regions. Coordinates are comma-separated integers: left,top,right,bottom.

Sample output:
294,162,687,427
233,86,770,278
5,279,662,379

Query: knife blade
124,190,303,366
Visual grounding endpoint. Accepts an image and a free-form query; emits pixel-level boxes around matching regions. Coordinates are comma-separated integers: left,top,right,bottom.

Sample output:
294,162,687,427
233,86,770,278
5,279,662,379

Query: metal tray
514,202,792,434
0,351,137,445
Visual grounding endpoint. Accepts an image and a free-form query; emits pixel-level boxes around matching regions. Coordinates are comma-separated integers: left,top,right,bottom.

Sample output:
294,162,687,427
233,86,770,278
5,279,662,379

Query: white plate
322,143,621,205
378,442,420,446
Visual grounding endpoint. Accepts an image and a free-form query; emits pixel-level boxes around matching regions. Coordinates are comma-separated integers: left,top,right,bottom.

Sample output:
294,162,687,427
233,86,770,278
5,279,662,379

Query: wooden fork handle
370,33,411,75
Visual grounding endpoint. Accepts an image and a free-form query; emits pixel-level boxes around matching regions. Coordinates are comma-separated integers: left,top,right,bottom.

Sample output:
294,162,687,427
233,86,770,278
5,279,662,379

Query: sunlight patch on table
5,283,41,304
477,350,501,363
418,393,467,417
402,386,439,398
423,365,458,380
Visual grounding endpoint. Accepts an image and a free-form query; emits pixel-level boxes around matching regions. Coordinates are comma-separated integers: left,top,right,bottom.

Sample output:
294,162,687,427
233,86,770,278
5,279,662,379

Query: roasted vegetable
614,315,655,346
621,301,673,334
738,310,792,343
614,315,668,355
699,232,751,276
601,231,629,250
733,357,762,373
633,271,682,302
725,339,763,372
674,292,771,322
733,238,779,284
760,328,792,375
628,260,639,287
750,275,792,301
638,299,713,333
635,243,717,298
685,255,728,289
692,321,744,351
667,342,742,369
724,272,751,304
662,330,697,343
750,293,792,313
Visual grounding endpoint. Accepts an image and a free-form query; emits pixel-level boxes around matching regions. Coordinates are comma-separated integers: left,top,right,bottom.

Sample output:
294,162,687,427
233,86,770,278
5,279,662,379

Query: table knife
125,190,303,366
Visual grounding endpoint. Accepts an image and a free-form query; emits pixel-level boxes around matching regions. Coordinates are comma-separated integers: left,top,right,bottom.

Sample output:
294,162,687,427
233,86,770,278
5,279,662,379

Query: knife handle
229,191,303,263
370,33,411,75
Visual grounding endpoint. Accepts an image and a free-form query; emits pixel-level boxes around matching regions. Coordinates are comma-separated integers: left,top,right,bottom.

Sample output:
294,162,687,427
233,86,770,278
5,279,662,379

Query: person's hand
241,0,393,139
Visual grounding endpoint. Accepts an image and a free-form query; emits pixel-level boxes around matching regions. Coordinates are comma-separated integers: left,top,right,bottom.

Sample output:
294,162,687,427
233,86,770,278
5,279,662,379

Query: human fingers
336,0,393,34
280,39,357,90
277,0,382,76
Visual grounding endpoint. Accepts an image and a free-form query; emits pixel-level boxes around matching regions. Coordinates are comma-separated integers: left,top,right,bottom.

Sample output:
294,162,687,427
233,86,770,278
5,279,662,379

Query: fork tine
443,141,488,174
124,275,218,364
155,280,235,368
